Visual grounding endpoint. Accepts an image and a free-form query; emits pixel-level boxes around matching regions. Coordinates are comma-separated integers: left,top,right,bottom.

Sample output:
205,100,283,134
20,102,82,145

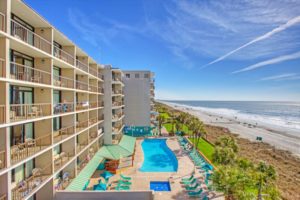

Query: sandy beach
163,101,300,157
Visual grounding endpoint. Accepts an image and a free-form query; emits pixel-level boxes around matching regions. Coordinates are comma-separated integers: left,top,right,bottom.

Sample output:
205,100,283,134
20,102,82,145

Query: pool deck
108,137,224,200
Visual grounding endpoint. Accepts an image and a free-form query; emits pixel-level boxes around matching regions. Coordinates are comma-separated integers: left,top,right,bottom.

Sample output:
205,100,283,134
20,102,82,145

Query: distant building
123,71,156,136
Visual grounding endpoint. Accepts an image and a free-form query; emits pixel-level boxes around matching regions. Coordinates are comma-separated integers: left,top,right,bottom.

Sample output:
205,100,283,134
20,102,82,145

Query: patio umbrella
100,170,114,180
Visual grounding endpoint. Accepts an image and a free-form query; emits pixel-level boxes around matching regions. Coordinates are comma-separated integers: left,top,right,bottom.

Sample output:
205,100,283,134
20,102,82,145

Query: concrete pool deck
108,137,224,200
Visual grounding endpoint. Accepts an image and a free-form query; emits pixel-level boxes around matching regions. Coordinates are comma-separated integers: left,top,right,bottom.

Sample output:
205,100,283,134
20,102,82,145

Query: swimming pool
150,181,171,191
140,139,178,172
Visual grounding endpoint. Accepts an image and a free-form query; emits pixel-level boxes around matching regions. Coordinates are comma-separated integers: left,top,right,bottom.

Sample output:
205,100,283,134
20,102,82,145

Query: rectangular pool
150,181,171,191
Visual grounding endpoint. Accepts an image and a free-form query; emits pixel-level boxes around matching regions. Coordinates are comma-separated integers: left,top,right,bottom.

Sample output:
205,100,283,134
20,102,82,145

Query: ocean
164,100,300,131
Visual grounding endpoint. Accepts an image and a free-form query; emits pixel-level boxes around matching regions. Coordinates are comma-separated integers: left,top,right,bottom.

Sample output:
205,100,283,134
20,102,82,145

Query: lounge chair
115,184,130,190
118,179,132,185
182,178,196,186
185,183,200,191
187,188,203,198
181,174,194,182
120,174,131,181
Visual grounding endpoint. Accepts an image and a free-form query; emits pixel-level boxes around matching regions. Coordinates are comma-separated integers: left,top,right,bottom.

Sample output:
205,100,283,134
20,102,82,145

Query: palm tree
215,136,238,153
255,162,279,200
157,115,165,136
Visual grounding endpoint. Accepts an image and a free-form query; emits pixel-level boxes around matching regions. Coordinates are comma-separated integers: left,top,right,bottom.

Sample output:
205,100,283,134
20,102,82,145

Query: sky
25,0,300,101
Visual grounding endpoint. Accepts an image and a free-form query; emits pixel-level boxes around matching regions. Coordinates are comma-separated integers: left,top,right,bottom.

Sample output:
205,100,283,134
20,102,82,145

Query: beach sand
164,102,300,157
159,101,300,199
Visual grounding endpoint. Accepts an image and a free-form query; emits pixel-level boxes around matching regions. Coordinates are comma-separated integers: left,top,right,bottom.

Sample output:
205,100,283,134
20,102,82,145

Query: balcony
76,80,88,91
53,75,74,89
77,152,94,174
0,105,5,124
112,113,124,122
112,101,124,108
11,164,52,200
76,138,89,153
53,102,74,115
53,125,75,144
76,60,88,73
112,90,123,95
88,85,98,93
89,117,98,126
10,103,51,122
0,150,5,170
11,19,52,54
89,68,97,77
98,87,104,94
76,101,89,111
10,62,51,85
112,125,124,135
53,46,74,66
54,151,74,172
89,102,98,109
10,134,52,165
0,58,5,77
76,120,89,132
0,12,5,32
54,173,74,191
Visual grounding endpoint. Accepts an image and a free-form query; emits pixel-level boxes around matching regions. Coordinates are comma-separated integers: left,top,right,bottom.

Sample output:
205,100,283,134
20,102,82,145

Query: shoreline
162,101,300,157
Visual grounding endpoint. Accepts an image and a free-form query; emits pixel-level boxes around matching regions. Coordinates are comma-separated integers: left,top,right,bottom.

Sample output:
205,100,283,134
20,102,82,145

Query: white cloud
259,73,300,81
202,16,300,68
232,51,300,73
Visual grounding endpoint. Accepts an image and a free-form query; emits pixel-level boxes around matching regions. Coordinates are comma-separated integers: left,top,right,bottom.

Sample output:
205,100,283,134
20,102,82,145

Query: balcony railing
89,68,97,77
77,152,94,174
10,134,52,165
10,103,51,122
89,102,98,109
53,102,74,115
112,101,123,107
53,125,75,144
112,113,124,121
76,60,88,73
89,117,98,126
53,75,74,89
76,80,88,91
76,138,89,153
0,12,5,32
10,62,51,85
0,58,5,77
112,90,123,95
76,120,89,132
0,150,5,170
0,105,5,124
88,85,98,93
54,152,74,172
53,46,74,66
76,102,89,111
11,19,52,54
113,125,124,135
98,87,104,94
11,164,52,200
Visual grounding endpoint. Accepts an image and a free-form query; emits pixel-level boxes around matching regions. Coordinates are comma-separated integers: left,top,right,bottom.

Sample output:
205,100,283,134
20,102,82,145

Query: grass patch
190,138,215,162
160,112,170,119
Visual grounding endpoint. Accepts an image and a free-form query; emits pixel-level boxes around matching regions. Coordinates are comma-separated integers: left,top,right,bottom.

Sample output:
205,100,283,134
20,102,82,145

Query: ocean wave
165,101,300,131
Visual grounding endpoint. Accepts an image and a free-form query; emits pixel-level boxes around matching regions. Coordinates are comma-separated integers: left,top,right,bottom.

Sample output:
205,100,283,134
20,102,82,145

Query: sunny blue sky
25,0,300,101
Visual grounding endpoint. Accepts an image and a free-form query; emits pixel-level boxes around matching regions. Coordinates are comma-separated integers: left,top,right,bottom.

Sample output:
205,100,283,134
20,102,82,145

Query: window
144,73,149,78
11,14,34,45
53,41,62,57
125,74,130,78
135,73,139,78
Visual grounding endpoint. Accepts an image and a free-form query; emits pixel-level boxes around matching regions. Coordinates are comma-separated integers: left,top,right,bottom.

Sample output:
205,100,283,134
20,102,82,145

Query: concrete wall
103,67,112,144
123,71,152,126
55,191,153,200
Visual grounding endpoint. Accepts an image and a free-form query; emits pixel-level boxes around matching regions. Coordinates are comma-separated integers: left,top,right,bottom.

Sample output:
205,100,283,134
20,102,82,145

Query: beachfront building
0,0,106,199
103,65,125,145
123,71,157,136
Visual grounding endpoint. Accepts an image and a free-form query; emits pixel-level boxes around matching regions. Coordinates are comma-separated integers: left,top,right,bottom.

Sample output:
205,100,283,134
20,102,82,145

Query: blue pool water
140,139,178,172
150,181,171,191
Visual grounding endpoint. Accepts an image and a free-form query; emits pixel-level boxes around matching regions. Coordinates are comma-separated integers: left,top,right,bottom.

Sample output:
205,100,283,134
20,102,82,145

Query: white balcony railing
0,12,5,32
53,46,74,65
10,103,51,122
10,62,51,85
0,58,5,78
53,74,74,89
76,60,88,73
76,80,88,91
11,19,52,54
